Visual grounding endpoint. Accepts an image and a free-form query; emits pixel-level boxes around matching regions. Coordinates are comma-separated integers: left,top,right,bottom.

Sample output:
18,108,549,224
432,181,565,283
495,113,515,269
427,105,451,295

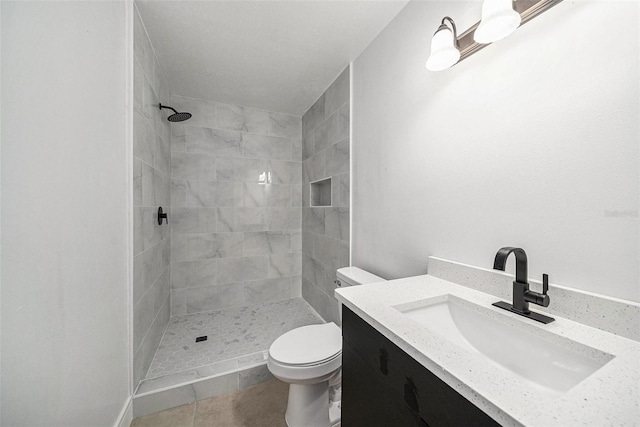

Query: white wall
352,0,639,302
1,2,131,425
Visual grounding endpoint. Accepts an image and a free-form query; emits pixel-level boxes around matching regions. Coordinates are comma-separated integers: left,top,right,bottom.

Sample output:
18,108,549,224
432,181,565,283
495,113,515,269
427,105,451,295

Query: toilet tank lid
336,266,385,286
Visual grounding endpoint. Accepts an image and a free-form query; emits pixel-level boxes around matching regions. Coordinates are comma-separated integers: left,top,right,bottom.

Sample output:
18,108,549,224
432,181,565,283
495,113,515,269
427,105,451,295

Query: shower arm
159,103,179,114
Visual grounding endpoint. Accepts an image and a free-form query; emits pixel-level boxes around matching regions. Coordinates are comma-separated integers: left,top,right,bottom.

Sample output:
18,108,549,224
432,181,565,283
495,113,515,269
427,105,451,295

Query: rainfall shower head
159,103,192,122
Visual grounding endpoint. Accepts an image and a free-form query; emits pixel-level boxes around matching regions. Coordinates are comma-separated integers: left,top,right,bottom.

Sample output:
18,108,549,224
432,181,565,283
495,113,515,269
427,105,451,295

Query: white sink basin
393,295,614,393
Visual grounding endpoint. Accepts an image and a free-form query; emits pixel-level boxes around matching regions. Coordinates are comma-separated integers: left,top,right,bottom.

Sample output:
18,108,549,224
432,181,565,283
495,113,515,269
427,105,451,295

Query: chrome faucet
492,247,555,324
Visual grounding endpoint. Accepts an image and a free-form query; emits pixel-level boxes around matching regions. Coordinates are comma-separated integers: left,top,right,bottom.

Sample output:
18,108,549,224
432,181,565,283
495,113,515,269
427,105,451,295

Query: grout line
133,234,169,259
133,260,170,312
133,292,172,390
172,94,303,118
169,274,301,292
133,3,171,95
180,290,304,317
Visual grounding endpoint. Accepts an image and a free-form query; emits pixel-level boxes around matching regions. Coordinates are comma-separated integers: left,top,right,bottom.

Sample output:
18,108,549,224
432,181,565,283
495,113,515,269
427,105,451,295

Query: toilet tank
336,266,385,287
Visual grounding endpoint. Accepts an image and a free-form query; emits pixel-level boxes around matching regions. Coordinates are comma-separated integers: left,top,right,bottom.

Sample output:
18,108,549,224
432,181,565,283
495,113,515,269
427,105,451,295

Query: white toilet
268,266,385,427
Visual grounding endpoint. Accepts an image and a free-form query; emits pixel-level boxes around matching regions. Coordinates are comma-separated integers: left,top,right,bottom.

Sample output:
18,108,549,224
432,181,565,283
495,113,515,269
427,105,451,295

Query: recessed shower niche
311,177,332,207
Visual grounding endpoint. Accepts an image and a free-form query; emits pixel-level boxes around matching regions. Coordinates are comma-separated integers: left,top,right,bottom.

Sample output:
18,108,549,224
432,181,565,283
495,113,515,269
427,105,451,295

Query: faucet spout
493,246,528,284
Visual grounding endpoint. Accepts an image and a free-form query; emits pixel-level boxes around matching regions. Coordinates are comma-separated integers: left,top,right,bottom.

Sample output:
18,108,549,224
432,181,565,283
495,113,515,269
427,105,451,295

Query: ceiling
136,0,408,116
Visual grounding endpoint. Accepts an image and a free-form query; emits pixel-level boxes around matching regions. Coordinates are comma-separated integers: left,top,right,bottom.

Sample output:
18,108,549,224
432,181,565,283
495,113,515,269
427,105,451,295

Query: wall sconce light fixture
474,0,521,43
426,17,460,72
426,0,563,71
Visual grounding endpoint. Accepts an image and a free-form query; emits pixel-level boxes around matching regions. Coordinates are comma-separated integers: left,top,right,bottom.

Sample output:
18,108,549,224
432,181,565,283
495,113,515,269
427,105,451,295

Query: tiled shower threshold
133,297,323,417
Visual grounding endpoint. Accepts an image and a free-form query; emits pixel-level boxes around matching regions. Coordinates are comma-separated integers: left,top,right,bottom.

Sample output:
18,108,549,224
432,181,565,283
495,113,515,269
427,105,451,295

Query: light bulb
474,0,521,44
426,23,460,71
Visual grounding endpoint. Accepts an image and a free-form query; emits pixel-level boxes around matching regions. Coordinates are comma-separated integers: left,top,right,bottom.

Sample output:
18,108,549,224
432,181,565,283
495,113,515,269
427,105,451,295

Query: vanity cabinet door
342,341,419,427
342,307,500,427
342,309,392,377
341,340,387,426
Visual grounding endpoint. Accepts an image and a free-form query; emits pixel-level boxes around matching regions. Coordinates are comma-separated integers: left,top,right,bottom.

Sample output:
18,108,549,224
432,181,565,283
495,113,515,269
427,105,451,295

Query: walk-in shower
132,4,351,416
132,92,322,416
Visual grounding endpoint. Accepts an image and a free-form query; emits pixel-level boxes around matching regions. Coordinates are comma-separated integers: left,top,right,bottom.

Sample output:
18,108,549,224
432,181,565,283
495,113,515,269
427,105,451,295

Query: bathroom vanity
342,306,498,426
336,274,640,426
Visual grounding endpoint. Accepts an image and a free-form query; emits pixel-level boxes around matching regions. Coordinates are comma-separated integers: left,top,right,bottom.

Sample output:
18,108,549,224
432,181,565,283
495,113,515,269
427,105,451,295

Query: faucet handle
537,274,550,307
524,273,550,307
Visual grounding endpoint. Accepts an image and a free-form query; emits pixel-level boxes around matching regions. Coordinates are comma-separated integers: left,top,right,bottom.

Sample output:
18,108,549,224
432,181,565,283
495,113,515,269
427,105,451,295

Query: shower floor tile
145,297,324,380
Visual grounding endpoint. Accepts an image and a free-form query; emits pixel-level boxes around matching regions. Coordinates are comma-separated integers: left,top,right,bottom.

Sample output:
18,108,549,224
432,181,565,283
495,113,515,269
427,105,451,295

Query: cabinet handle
404,378,430,426
404,377,419,412
379,348,389,375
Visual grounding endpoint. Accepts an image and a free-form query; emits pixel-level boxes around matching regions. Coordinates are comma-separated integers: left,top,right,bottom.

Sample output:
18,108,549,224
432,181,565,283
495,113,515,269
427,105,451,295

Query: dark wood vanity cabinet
341,307,500,427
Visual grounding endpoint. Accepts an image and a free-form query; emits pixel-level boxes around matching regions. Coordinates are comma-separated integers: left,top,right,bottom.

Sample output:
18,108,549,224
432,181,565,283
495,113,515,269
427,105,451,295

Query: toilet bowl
268,322,342,427
268,266,386,427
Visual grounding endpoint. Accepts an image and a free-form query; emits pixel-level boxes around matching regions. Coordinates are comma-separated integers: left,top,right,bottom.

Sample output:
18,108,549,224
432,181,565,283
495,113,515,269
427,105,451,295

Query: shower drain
195,336,208,343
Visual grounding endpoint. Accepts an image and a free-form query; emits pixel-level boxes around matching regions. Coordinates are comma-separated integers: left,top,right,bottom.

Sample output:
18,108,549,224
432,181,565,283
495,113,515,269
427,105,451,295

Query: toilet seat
273,350,341,368
268,322,342,384
269,322,342,366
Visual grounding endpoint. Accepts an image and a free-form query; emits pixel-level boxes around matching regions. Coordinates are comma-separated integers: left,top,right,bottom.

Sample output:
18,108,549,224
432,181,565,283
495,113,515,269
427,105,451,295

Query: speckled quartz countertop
335,275,640,426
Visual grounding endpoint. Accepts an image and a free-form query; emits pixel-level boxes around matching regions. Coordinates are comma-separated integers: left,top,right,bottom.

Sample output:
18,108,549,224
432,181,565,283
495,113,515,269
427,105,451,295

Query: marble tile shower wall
132,7,172,388
301,66,350,325
169,95,303,316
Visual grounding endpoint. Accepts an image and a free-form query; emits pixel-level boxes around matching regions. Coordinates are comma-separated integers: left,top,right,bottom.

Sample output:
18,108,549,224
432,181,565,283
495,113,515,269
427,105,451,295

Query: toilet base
285,381,331,427
329,399,341,426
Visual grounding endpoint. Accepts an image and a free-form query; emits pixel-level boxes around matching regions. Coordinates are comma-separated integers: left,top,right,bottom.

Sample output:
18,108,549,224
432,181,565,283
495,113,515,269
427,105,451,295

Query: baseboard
114,395,133,427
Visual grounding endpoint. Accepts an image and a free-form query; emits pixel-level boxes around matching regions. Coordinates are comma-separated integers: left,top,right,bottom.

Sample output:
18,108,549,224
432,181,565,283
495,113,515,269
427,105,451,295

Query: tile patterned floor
130,379,289,427
146,297,323,379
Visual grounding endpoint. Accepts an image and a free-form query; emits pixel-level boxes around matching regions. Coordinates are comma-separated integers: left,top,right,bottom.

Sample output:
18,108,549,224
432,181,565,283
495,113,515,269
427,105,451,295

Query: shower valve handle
158,206,168,225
